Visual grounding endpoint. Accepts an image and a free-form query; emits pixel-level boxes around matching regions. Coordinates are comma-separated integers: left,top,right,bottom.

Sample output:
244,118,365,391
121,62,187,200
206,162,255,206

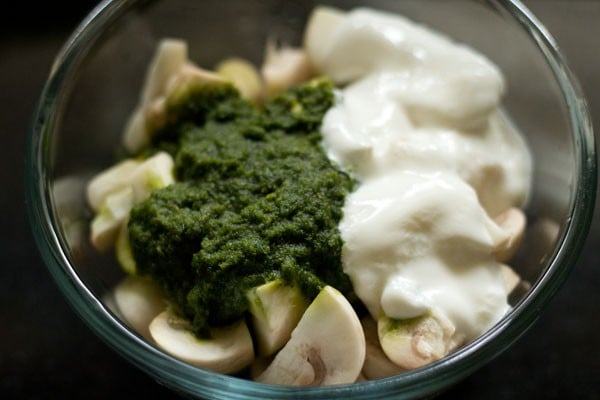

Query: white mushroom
86,159,141,212
377,309,455,370
123,39,188,152
163,63,225,100
140,40,189,104
90,186,134,252
256,285,365,386
127,151,175,203
303,6,346,72
261,41,313,97
88,152,174,252
246,280,309,357
113,276,166,340
145,64,226,133
216,58,263,102
150,311,254,374
493,207,526,263
360,316,406,380
122,39,227,152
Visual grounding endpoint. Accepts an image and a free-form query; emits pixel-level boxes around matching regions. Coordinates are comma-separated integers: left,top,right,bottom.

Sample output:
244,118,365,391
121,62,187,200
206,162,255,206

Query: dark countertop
2,1,599,399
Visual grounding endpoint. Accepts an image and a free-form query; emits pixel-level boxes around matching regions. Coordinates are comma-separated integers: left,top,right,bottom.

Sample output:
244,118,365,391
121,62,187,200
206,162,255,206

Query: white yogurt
340,171,510,340
307,8,532,340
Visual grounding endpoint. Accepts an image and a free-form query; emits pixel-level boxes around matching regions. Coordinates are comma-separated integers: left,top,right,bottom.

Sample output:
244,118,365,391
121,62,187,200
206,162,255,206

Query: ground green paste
128,79,355,337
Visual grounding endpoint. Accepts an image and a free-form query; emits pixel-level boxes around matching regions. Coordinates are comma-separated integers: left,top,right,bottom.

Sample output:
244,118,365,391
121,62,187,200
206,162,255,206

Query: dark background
2,1,599,398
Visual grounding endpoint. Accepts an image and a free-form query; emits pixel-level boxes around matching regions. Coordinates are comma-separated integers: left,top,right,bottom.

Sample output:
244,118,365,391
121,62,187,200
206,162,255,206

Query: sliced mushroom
128,151,175,203
122,39,228,152
90,187,135,252
146,63,226,133
123,39,188,152
150,311,254,374
88,152,174,251
261,41,313,98
140,39,189,104
256,286,365,386
114,276,166,340
163,63,225,101
216,58,263,102
493,207,526,263
246,280,309,357
86,159,141,212
360,316,406,380
303,6,346,72
378,309,455,370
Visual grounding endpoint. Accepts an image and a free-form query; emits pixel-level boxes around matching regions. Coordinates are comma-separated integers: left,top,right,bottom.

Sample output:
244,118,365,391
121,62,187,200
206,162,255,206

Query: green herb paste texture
128,79,354,337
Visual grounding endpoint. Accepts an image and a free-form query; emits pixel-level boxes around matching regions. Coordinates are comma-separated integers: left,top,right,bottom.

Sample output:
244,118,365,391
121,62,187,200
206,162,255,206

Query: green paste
128,79,355,337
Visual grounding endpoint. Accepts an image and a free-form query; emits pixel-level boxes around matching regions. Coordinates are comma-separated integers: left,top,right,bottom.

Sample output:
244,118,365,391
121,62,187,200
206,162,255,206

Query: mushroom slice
128,151,175,203
303,6,346,71
146,64,226,133
150,311,254,374
256,285,365,386
164,63,225,99
90,186,135,252
123,39,188,152
261,41,313,97
86,150,173,218
246,280,309,357
140,39,189,104
360,317,406,380
88,152,174,252
493,207,526,263
86,159,141,212
378,310,454,370
114,276,166,340
216,58,263,102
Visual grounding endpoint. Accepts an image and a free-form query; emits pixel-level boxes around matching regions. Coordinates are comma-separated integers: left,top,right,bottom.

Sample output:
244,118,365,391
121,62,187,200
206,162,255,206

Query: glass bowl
26,0,596,398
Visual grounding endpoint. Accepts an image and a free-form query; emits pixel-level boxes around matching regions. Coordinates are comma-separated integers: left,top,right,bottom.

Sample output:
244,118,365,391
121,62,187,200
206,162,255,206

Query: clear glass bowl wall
26,0,596,399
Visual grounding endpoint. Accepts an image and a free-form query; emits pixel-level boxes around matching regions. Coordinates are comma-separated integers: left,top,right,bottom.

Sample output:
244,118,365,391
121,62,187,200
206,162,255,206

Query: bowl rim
25,0,596,398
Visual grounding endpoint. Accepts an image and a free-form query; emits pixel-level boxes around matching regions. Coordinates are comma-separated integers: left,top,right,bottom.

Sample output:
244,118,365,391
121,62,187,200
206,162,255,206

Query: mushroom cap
257,285,365,386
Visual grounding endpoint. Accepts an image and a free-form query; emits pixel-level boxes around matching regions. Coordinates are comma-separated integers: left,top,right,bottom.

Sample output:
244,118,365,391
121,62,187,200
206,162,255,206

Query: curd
309,7,532,340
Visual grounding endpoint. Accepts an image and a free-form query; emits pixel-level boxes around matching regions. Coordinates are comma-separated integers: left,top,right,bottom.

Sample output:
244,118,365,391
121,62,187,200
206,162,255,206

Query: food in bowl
85,5,532,386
